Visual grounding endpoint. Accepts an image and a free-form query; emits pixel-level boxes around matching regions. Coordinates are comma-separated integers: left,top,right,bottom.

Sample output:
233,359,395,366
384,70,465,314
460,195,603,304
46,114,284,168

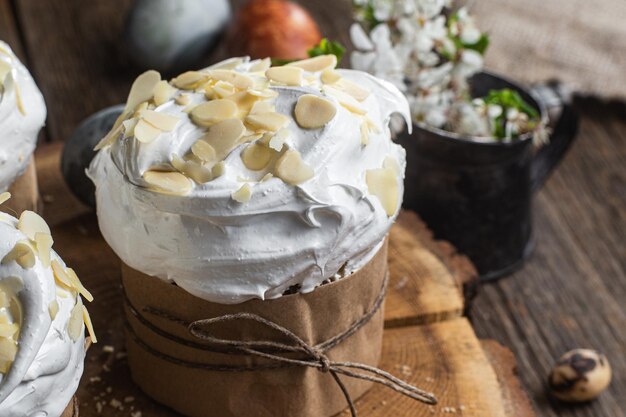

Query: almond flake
250,100,275,115
124,70,161,120
67,268,94,302
152,81,177,106
245,112,290,132
323,85,366,115
361,121,373,146
321,69,341,84
34,232,53,268
15,84,26,115
287,55,337,72
248,88,278,99
261,173,274,182
172,71,209,90
249,57,271,73
202,119,246,156
231,184,252,203
0,192,10,205
190,99,238,127
269,129,289,151
208,69,254,89
207,57,245,70
140,110,180,131
94,123,123,151
134,119,162,143
122,118,138,139
0,323,18,338
336,79,370,101
224,91,259,113
0,338,17,371
68,298,84,342
294,94,337,129
275,150,314,185
212,161,226,178
241,143,273,171
83,305,98,343
366,167,398,217
52,259,74,290
210,80,237,98
191,140,217,162
2,241,36,269
49,300,59,320
17,210,51,240
171,156,213,184
265,67,304,86
383,156,400,173
0,290,9,308
143,171,193,195
175,94,190,106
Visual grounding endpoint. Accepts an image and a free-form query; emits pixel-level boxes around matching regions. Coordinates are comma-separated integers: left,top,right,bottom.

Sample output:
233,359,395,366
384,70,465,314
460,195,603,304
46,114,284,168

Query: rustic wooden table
1,1,624,416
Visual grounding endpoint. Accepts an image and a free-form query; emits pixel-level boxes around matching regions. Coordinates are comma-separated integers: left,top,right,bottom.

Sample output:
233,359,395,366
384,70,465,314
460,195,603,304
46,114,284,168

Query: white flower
413,0,448,19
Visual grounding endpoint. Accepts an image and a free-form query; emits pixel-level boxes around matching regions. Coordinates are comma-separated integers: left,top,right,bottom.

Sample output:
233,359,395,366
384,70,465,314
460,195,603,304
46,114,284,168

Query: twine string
125,272,437,416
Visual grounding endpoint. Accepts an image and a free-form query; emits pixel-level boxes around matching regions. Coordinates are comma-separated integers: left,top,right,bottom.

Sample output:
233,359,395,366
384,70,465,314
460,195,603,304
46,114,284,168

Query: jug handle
530,84,579,192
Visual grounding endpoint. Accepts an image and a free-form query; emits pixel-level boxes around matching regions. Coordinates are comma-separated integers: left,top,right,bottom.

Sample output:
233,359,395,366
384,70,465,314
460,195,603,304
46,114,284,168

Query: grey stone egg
61,105,124,207
124,0,231,73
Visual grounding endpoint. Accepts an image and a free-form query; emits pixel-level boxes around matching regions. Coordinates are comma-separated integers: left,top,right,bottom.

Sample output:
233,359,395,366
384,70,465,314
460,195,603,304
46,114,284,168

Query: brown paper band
123,273,437,416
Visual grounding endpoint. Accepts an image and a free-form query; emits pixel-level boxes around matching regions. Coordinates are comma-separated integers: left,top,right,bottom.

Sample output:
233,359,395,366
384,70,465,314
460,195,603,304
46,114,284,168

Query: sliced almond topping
48,300,59,320
212,161,226,178
175,94,190,106
336,78,370,101
287,54,337,72
249,57,271,73
0,323,18,338
152,81,177,106
323,85,367,115
224,91,259,114
123,70,161,120
172,71,209,90
245,112,290,132
14,84,25,115
68,299,83,342
171,156,213,184
248,88,277,99
83,305,97,343
190,99,238,127
265,67,304,86
140,110,180,131
0,338,17,372
366,167,399,217
241,143,273,171
202,119,246,156
0,192,10,205
261,173,274,182
360,122,370,145
232,184,252,203
143,171,193,195
294,94,337,129
134,119,162,143
275,150,314,185
2,241,36,269
52,259,74,290
250,100,275,115
0,290,9,309
208,69,254,89
269,129,289,151
191,140,217,163
94,123,123,151
383,156,400,173
211,80,237,98
66,268,94,302
34,232,53,268
207,57,245,70
122,118,138,139
321,69,341,84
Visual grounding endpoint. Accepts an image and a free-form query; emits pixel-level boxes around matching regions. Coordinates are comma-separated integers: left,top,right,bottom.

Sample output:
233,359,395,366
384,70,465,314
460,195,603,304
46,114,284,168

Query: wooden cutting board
32,143,534,417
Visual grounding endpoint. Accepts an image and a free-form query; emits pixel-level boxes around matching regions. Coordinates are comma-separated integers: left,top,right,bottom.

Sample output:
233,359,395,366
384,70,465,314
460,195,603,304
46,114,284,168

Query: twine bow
187,313,437,416
124,272,437,416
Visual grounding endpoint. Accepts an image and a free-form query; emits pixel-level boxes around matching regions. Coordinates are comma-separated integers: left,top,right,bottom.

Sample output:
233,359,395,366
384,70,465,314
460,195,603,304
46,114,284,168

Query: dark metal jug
397,72,579,280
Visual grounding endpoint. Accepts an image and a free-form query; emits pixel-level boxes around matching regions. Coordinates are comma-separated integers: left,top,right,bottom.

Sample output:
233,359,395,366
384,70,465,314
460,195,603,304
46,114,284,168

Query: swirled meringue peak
88,54,411,304
0,41,46,192
0,193,96,416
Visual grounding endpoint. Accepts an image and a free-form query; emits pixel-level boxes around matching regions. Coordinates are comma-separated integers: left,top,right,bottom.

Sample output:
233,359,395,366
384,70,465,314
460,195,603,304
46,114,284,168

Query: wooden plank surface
471,99,626,417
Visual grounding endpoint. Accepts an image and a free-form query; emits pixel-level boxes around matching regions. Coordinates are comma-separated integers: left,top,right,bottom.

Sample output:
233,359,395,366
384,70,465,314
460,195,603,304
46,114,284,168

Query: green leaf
353,1,381,29
464,33,490,55
308,38,346,62
484,88,539,119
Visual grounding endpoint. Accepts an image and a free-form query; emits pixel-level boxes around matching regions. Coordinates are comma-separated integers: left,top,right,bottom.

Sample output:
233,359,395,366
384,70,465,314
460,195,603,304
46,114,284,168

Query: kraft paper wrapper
61,396,79,417
123,241,388,417
3,157,39,214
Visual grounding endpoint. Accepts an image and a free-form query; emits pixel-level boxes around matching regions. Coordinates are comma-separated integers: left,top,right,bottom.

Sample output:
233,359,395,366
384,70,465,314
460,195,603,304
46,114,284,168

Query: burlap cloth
473,0,626,100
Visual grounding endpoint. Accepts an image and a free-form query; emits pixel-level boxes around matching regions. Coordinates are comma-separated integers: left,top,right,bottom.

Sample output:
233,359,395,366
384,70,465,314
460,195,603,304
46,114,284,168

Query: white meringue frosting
0,196,95,416
89,55,410,304
0,41,46,192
